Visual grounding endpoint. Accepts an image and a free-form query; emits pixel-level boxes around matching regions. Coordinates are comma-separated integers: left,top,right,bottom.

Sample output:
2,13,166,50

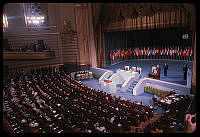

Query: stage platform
81,59,193,113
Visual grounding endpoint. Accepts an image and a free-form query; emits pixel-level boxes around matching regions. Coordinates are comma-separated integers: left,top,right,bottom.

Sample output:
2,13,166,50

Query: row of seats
3,68,154,133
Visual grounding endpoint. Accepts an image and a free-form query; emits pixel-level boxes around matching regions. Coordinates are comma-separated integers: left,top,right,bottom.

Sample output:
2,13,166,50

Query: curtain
94,24,106,68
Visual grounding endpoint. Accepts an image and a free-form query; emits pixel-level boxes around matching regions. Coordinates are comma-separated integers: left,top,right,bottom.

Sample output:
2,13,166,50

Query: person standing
183,64,188,80
156,65,161,79
163,62,168,76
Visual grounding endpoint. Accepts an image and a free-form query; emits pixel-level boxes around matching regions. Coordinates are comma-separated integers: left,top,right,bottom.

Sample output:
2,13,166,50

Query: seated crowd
148,90,192,133
3,67,194,133
3,67,154,133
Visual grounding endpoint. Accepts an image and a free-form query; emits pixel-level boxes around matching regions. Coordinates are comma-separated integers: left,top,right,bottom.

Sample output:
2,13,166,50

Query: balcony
3,51,55,60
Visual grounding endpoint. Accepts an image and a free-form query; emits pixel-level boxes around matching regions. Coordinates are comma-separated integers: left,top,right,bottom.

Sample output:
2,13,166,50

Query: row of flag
110,47,193,61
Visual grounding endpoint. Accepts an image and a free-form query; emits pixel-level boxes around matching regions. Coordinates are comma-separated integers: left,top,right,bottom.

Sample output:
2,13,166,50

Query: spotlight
27,17,30,19
28,20,31,23
41,17,44,19
32,20,39,24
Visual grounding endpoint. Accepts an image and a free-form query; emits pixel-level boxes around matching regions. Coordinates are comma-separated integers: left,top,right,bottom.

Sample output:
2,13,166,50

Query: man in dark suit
163,62,168,76
152,95,160,106
183,64,188,80
156,65,161,79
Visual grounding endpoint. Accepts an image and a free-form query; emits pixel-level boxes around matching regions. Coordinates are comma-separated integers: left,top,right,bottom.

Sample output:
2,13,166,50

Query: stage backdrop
104,26,192,66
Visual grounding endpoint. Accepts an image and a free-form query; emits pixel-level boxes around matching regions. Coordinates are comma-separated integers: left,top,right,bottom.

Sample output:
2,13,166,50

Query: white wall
133,78,191,96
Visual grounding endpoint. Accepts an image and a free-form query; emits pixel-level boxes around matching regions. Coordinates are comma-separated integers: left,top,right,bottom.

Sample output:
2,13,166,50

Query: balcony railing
3,51,55,60
3,26,58,34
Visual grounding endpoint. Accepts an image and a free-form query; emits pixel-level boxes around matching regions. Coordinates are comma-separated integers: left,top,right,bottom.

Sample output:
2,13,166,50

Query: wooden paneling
3,51,55,60
3,26,63,70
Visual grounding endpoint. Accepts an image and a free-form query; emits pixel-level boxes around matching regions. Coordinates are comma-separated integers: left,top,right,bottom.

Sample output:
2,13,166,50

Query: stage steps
126,81,138,93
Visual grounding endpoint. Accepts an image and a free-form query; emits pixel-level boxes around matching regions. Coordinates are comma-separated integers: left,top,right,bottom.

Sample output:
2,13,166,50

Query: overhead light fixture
26,16,45,25
32,20,39,24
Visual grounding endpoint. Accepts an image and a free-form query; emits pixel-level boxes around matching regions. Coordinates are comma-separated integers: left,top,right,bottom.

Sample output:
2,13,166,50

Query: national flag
141,48,143,56
160,48,162,56
167,48,169,56
175,47,177,55
133,48,136,56
119,49,122,58
124,50,127,57
157,48,159,55
122,49,125,58
127,49,130,57
138,48,140,56
136,48,138,56
114,49,116,59
146,48,148,56
110,50,113,60
112,50,115,61
186,48,189,56
183,48,186,57
129,48,133,56
180,49,182,56
177,47,180,56
190,48,193,56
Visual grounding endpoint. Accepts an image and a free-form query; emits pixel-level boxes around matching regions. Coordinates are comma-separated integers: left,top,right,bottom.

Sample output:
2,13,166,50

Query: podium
131,67,136,72
101,79,116,93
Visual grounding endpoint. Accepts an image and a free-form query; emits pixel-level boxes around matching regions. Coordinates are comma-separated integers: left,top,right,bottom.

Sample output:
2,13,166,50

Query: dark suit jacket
164,64,168,70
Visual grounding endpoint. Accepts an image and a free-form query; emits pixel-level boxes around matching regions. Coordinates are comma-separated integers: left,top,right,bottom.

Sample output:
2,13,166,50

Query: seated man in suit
168,90,176,96
152,95,160,106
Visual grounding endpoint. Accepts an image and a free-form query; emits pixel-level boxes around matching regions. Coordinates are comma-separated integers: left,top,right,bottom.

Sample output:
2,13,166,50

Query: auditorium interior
3,3,197,133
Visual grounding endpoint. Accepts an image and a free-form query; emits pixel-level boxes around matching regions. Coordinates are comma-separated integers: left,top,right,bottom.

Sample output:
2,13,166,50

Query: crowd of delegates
3,41,51,52
146,90,194,133
3,67,156,133
3,67,196,133
110,47,193,63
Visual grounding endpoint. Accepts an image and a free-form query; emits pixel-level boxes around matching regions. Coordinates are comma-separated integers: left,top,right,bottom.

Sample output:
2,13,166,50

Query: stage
81,59,193,109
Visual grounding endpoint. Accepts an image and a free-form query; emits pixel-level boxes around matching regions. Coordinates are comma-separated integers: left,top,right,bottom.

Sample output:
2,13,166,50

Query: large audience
3,67,154,133
3,67,194,133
